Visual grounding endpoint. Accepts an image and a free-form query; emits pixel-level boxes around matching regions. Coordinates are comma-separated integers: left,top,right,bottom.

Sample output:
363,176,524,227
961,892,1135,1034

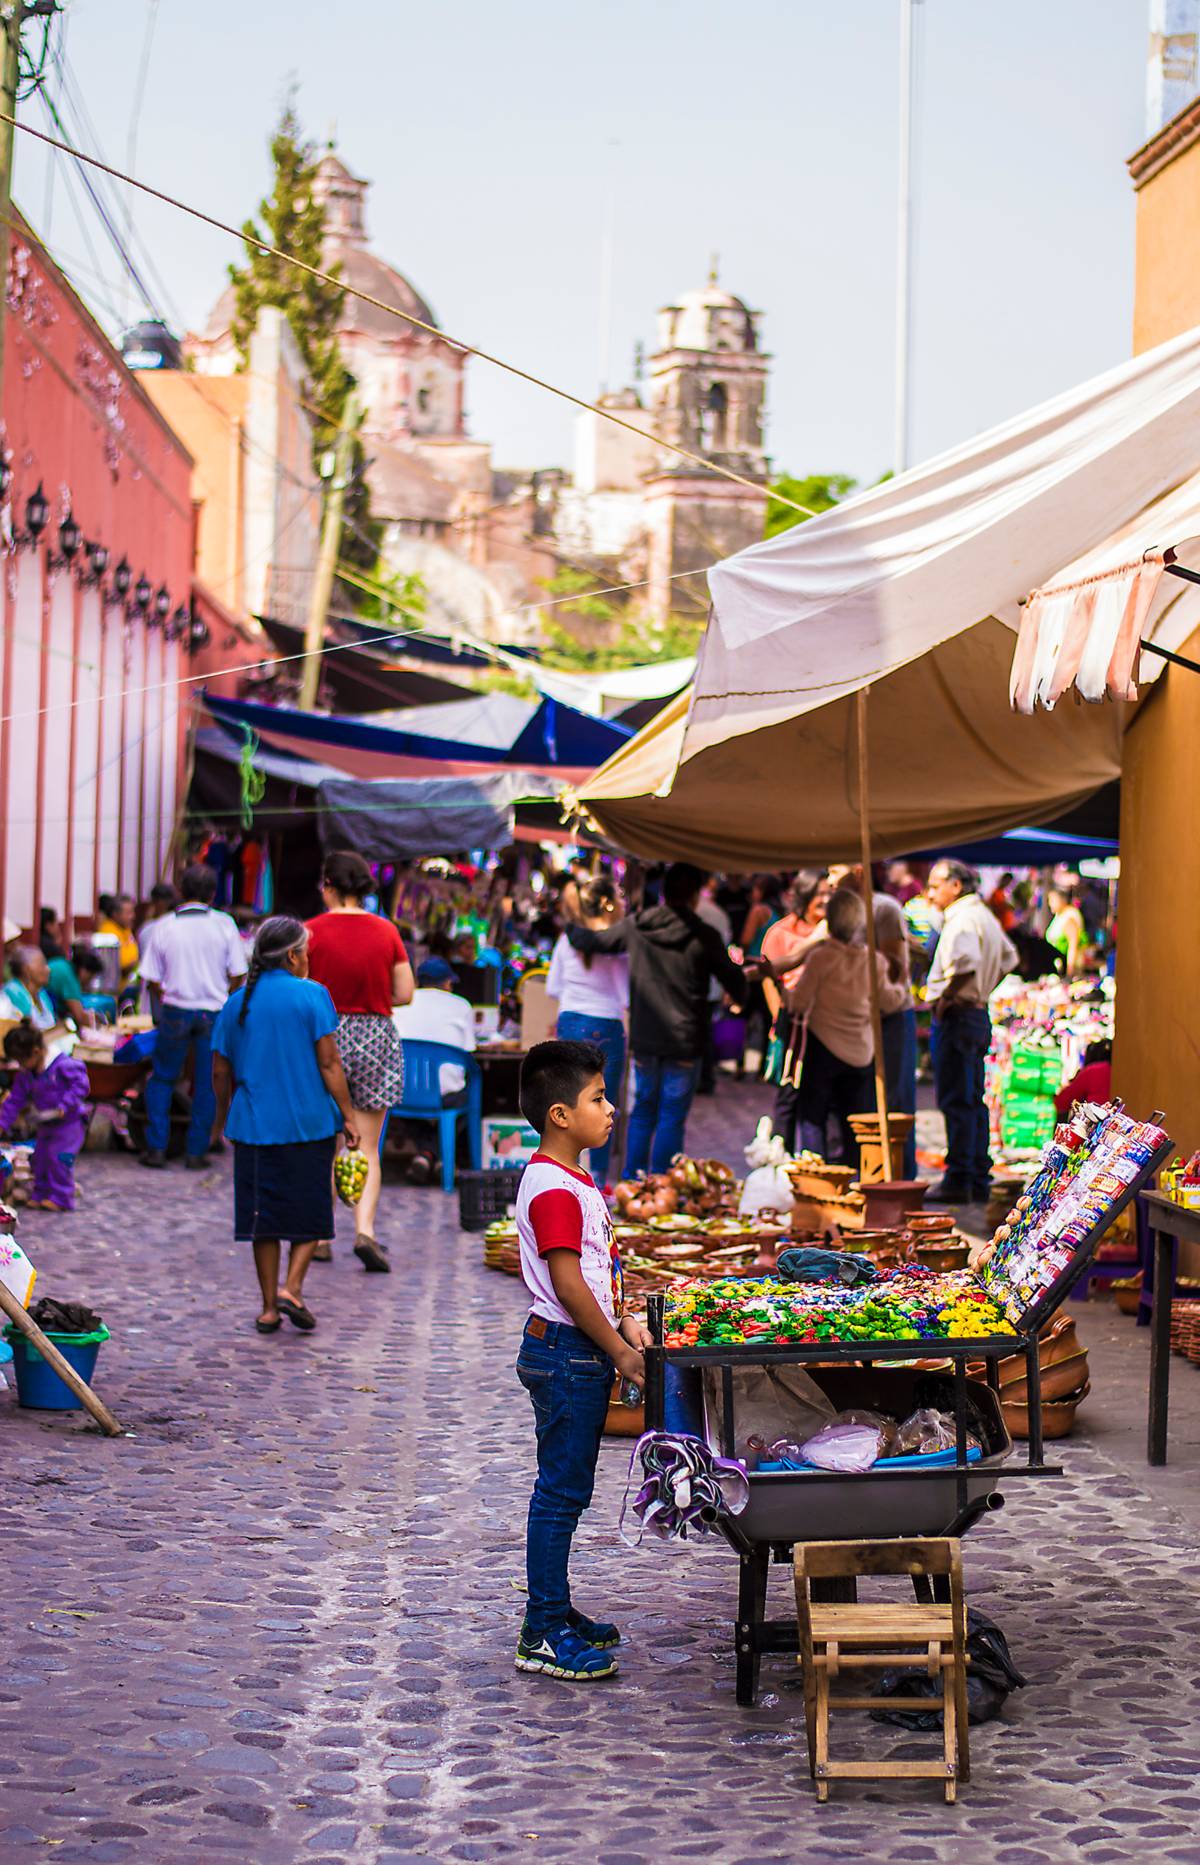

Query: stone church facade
192,151,770,643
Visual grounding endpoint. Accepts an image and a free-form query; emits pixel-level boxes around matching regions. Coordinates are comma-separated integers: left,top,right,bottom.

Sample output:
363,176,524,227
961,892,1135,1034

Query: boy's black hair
1084,1038,1113,1067
3,1021,44,1065
519,1039,606,1135
72,946,104,978
663,861,709,910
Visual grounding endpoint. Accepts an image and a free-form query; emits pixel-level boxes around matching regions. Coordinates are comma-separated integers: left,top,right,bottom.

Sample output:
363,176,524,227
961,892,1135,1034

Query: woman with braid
212,917,359,1333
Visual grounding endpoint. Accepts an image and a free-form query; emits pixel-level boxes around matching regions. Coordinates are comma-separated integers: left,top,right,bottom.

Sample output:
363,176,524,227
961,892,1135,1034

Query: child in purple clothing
0,1024,90,1210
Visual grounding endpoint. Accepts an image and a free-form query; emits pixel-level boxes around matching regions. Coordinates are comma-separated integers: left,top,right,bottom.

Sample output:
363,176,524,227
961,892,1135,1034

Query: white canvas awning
576,324,1200,866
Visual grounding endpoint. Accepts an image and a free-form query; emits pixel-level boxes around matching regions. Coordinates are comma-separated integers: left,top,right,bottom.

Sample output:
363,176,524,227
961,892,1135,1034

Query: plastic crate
458,1167,525,1233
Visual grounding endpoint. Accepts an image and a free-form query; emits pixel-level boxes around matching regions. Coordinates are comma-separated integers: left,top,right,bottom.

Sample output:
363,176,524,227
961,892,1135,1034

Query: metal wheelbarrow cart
640,1109,1172,1707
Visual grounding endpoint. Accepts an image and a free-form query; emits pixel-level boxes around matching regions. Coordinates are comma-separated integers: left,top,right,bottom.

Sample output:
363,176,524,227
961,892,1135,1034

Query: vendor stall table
1138,1188,1200,1465
641,1107,1171,1706
474,1045,526,1116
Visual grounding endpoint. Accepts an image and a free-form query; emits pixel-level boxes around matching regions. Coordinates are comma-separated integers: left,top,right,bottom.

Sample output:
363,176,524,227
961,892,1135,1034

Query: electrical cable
0,563,711,725
0,109,817,521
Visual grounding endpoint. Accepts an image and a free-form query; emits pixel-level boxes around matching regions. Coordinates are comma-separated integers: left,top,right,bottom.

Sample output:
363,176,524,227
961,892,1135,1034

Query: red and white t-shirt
517,1153,623,1328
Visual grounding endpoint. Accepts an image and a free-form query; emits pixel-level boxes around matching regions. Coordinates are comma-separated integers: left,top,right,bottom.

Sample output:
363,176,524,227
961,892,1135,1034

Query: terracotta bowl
914,1241,971,1274
1000,1349,1090,1405
904,1212,956,1236
1002,1381,1090,1440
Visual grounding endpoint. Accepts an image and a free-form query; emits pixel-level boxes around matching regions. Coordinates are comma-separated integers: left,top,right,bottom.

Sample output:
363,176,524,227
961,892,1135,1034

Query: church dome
200,150,439,345
657,276,759,355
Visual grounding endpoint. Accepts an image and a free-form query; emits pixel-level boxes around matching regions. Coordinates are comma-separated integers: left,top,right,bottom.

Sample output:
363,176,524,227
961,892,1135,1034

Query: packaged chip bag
334,1147,369,1207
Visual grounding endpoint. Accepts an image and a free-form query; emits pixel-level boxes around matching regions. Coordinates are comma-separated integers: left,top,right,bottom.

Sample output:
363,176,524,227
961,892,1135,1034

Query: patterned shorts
335,1013,405,1111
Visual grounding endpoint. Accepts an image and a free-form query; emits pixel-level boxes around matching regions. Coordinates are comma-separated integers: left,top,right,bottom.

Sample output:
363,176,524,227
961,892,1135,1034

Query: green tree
228,97,353,464
229,98,383,594
537,568,704,671
765,471,858,538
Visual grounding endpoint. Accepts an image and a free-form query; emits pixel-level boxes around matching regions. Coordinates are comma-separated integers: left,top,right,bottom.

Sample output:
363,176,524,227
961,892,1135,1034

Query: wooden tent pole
855,685,894,1180
0,1283,122,1436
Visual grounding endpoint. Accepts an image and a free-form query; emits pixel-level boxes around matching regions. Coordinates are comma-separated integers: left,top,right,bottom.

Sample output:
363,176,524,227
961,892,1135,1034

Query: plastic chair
382,1041,482,1192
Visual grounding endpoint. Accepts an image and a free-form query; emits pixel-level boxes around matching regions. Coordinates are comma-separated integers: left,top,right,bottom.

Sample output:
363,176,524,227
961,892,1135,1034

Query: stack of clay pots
986,1314,1090,1439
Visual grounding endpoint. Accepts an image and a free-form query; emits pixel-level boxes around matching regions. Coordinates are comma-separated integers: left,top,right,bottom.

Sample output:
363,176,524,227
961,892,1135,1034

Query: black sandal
255,1315,282,1334
354,1236,391,1274
277,1294,317,1331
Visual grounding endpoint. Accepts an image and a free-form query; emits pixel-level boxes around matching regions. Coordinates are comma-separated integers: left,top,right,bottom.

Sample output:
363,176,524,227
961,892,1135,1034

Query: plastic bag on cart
703,1364,835,1462
797,1420,884,1473
870,1608,1027,1728
619,1431,750,1546
893,1407,981,1458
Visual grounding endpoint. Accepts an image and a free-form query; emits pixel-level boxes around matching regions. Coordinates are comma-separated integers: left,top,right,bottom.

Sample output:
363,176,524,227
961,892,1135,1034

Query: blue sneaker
567,1606,621,1649
519,1609,621,1652
515,1624,618,1680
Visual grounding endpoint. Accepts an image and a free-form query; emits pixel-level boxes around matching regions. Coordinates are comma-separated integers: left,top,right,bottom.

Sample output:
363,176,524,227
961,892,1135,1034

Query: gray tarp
314,771,560,858
193,726,559,856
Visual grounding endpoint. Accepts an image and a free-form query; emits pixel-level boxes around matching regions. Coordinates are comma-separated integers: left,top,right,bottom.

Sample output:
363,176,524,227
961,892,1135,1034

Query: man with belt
140,863,247,1169
925,859,1018,1204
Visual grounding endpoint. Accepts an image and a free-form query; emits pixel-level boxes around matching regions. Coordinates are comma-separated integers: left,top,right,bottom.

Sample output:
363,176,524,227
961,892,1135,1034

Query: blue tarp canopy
908,825,1119,867
202,690,629,777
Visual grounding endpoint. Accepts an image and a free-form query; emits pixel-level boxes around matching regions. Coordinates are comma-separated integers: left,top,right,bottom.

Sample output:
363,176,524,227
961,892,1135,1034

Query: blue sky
21,0,1149,483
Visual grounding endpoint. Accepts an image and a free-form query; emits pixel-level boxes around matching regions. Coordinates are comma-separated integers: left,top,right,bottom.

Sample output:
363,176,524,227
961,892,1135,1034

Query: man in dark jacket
566,862,747,1175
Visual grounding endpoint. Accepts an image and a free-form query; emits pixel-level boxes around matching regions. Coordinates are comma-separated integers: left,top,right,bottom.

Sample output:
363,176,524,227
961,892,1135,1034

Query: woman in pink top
785,886,906,1165
760,870,829,1150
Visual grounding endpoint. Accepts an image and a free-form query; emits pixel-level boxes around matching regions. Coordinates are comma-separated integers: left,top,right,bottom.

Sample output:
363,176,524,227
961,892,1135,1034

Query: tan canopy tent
574,324,1200,865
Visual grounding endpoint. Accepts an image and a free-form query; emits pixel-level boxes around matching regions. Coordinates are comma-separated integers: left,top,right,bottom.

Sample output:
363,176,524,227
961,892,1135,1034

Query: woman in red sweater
306,850,414,1270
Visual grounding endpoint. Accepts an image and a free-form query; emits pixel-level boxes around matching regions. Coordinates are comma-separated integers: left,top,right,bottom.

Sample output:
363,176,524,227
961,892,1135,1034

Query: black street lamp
112,556,132,602
85,541,109,585
23,482,49,545
49,508,82,571
133,573,151,613
169,603,190,641
154,583,171,623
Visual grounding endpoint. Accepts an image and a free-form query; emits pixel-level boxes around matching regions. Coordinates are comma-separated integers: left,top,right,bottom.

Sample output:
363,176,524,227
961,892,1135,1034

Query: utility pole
893,0,921,476
298,390,358,712
0,2,26,419
0,2,54,415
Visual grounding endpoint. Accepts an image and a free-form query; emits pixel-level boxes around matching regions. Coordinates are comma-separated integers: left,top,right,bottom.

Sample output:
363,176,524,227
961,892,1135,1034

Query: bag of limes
334,1147,369,1207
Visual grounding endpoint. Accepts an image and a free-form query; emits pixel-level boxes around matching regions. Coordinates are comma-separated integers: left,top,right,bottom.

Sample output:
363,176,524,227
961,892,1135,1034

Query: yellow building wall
1113,625,1200,1155
141,372,249,613
1114,128,1200,1159
1132,137,1200,352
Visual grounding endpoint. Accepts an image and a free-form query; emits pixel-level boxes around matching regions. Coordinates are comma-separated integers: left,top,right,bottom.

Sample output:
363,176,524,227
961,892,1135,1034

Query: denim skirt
232,1135,337,1242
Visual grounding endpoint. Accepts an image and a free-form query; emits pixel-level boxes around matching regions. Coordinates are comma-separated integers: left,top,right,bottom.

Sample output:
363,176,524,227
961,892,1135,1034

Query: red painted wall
0,215,194,935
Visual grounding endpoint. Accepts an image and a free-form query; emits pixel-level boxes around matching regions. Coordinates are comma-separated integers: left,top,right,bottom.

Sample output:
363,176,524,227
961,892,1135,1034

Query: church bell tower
644,265,770,618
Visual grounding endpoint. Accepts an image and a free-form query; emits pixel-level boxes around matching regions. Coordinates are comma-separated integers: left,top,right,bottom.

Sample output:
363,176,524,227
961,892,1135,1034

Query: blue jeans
145,1004,217,1157
556,1010,626,1184
624,1053,700,1177
516,1319,614,1636
882,1005,918,1179
933,1004,992,1191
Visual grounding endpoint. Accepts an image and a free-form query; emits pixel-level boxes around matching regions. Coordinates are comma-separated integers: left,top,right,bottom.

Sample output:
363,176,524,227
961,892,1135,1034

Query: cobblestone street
4,1081,1200,1864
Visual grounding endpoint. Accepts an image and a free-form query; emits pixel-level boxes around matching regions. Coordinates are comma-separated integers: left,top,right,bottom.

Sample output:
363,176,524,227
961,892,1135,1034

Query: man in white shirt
392,956,477,1096
140,864,247,1171
925,860,1019,1205
391,956,477,1184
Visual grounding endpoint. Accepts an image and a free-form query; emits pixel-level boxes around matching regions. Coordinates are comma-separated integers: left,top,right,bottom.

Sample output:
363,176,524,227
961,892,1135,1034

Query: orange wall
1132,136,1200,352
143,373,248,612
1113,626,1200,1155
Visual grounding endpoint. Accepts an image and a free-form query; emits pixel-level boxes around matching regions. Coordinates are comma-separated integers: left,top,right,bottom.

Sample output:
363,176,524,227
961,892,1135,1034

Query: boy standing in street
514,1039,653,1682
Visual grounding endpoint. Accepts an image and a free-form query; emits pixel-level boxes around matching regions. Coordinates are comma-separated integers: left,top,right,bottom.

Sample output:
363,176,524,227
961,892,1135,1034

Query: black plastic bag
870,1608,1027,1729
28,1297,104,1335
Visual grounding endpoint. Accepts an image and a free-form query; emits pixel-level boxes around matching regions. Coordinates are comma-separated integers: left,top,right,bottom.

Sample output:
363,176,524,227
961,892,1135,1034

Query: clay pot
904,1212,956,1237
914,1242,971,1274
999,1349,1090,1405
1002,1381,1090,1440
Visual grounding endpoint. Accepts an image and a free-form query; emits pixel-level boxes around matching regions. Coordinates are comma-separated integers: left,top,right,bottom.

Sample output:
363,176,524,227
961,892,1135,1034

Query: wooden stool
794,1538,970,1802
